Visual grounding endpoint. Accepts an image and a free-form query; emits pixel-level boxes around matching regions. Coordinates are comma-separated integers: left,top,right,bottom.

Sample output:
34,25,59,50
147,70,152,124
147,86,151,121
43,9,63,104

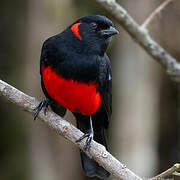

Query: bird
34,15,118,179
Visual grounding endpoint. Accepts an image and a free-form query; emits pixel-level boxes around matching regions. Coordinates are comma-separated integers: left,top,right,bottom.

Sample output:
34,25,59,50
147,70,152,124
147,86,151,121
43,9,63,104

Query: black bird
34,15,118,179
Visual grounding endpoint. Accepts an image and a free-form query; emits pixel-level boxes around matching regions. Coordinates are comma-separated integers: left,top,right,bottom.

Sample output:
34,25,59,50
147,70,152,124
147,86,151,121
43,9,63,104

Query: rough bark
94,0,180,82
0,77,180,179
0,79,142,180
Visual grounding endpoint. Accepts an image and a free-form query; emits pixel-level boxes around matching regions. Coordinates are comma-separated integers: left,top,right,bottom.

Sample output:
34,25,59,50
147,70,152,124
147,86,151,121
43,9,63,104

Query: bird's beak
100,26,119,37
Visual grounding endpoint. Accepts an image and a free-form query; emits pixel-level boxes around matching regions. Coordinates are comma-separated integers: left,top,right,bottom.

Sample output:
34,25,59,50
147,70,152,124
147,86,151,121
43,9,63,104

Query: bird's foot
76,129,94,151
34,99,49,120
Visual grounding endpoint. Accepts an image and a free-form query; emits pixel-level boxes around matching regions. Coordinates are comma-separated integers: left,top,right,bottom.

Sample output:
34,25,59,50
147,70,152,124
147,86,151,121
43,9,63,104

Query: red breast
42,65,101,115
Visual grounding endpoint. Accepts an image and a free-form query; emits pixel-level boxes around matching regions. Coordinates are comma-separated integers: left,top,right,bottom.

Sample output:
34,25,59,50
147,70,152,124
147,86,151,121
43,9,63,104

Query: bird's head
68,15,119,55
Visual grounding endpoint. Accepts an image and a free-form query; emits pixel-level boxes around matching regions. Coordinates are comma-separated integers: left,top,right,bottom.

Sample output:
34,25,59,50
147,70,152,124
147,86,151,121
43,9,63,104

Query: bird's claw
34,99,49,120
76,130,94,151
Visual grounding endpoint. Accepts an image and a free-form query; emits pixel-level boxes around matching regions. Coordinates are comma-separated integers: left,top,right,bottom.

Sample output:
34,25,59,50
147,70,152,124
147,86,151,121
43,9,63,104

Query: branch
142,0,174,28
150,163,180,180
0,78,180,180
0,79,142,180
94,0,180,82
1,1,177,179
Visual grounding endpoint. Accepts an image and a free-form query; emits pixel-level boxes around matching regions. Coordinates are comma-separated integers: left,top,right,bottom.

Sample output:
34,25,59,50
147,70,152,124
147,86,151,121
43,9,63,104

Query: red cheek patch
70,22,82,40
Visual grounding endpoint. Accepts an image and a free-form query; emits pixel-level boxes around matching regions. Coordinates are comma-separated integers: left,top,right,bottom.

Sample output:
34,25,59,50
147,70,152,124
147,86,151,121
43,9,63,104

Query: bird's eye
90,22,97,29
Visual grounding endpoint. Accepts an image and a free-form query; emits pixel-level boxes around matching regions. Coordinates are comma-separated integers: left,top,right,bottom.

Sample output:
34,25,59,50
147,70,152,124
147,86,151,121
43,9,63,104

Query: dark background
0,0,180,179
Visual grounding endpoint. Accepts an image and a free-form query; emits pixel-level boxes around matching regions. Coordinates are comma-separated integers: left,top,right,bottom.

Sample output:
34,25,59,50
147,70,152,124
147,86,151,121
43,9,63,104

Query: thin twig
94,0,180,82
150,163,180,180
142,0,174,28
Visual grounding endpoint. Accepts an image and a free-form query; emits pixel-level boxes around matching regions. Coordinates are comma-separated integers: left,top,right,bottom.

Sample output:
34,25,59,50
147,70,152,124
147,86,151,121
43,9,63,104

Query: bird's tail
75,114,110,179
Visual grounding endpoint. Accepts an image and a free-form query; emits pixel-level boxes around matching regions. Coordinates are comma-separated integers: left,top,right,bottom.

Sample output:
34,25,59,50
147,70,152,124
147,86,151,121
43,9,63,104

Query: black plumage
34,15,118,179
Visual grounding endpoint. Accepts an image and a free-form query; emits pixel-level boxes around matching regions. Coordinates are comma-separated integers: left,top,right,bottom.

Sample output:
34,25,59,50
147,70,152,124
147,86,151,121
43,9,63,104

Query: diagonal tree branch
1,2,180,179
0,79,142,180
0,78,180,180
94,0,180,82
142,0,174,28
1,79,180,180
150,163,180,180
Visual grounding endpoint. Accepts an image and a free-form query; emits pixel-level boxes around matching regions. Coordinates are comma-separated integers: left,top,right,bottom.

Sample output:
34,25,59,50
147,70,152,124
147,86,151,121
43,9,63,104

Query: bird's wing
40,37,67,117
98,54,112,128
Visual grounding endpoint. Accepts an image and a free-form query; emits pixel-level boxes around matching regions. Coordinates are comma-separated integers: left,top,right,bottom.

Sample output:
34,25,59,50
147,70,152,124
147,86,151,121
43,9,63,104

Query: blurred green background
1,0,180,179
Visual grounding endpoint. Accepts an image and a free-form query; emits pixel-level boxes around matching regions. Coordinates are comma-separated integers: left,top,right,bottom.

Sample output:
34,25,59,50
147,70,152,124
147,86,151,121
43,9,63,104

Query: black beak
100,26,119,37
